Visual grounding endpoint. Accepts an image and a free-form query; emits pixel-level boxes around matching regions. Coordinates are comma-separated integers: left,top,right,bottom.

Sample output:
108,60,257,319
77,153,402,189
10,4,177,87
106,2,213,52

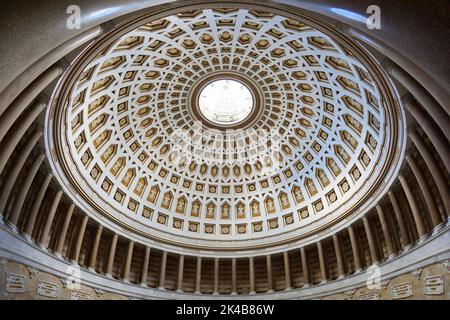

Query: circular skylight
198,79,253,125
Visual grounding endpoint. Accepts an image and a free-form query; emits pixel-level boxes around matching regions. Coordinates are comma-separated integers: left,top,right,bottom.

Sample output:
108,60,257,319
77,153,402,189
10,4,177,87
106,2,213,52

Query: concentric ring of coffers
45,4,406,252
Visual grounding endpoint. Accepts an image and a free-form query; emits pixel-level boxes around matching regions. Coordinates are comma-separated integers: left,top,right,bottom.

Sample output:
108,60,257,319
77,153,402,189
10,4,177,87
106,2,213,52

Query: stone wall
322,262,449,300
1,258,448,300
0,259,129,300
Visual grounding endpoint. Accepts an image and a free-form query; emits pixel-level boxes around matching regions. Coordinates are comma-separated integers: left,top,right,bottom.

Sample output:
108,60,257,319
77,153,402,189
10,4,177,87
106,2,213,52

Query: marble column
0,66,61,142
39,190,63,247
409,131,449,215
388,191,410,248
71,215,88,263
54,204,74,256
213,258,219,295
376,205,395,258
333,234,345,278
399,174,427,238
23,173,52,237
283,252,292,289
194,256,202,294
88,225,103,271
317,242,327,283
123,241,134,282
8,154,45,225
348,226,362,272
105,233,118,277
300,247,310,286
385,206,401,251
363,216,379,265
0,100,46,174
266,255,274,292
249,257,256,294
0,130,41,214
176,254,185,292
159,251,167,290
403,96,450,172
399,192,419,241
406,155,442,227
140,247,150,286
231,258,237,294
386,63,450,142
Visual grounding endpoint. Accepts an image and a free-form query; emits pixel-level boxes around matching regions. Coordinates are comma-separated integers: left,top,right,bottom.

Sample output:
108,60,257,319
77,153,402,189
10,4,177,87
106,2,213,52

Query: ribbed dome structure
0,0,448,300
46,8,404,250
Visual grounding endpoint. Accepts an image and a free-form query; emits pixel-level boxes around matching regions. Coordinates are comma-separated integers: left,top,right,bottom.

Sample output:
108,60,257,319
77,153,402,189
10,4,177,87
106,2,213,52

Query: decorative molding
344,289,356,299
94,288,106,297
60,278,70,288
380,280,390,289
411,268,423,280
28,267,39,279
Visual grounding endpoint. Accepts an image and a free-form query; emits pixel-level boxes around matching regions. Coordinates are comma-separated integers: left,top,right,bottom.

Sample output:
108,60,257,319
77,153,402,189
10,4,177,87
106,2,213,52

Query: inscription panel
71,290,93,300
6,273,27,293
424,275,444,295
357,291,380,300
391,282,413,300
37,280,59,298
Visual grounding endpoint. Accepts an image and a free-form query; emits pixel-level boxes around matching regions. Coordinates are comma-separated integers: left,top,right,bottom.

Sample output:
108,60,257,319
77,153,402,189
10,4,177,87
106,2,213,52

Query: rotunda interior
0,0,448,301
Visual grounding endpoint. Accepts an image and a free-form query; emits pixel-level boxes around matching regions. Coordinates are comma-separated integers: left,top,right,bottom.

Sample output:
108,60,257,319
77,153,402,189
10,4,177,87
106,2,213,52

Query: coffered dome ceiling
46,6,405,251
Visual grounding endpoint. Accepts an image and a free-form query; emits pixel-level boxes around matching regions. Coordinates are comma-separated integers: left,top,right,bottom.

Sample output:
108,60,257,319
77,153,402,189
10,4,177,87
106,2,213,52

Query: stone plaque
357,292,379,300
424,275,444,295
37,280,59,298
6,273,27,293
391,282,413,299
71,290,93,300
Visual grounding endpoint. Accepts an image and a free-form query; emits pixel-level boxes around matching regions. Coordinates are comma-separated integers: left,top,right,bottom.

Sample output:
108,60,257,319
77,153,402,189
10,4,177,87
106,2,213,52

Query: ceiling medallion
45,5,405,253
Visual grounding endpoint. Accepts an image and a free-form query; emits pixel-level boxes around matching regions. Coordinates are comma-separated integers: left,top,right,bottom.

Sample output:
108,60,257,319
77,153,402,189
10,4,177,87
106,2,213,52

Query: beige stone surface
323,262,449,300
1,258,448,300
